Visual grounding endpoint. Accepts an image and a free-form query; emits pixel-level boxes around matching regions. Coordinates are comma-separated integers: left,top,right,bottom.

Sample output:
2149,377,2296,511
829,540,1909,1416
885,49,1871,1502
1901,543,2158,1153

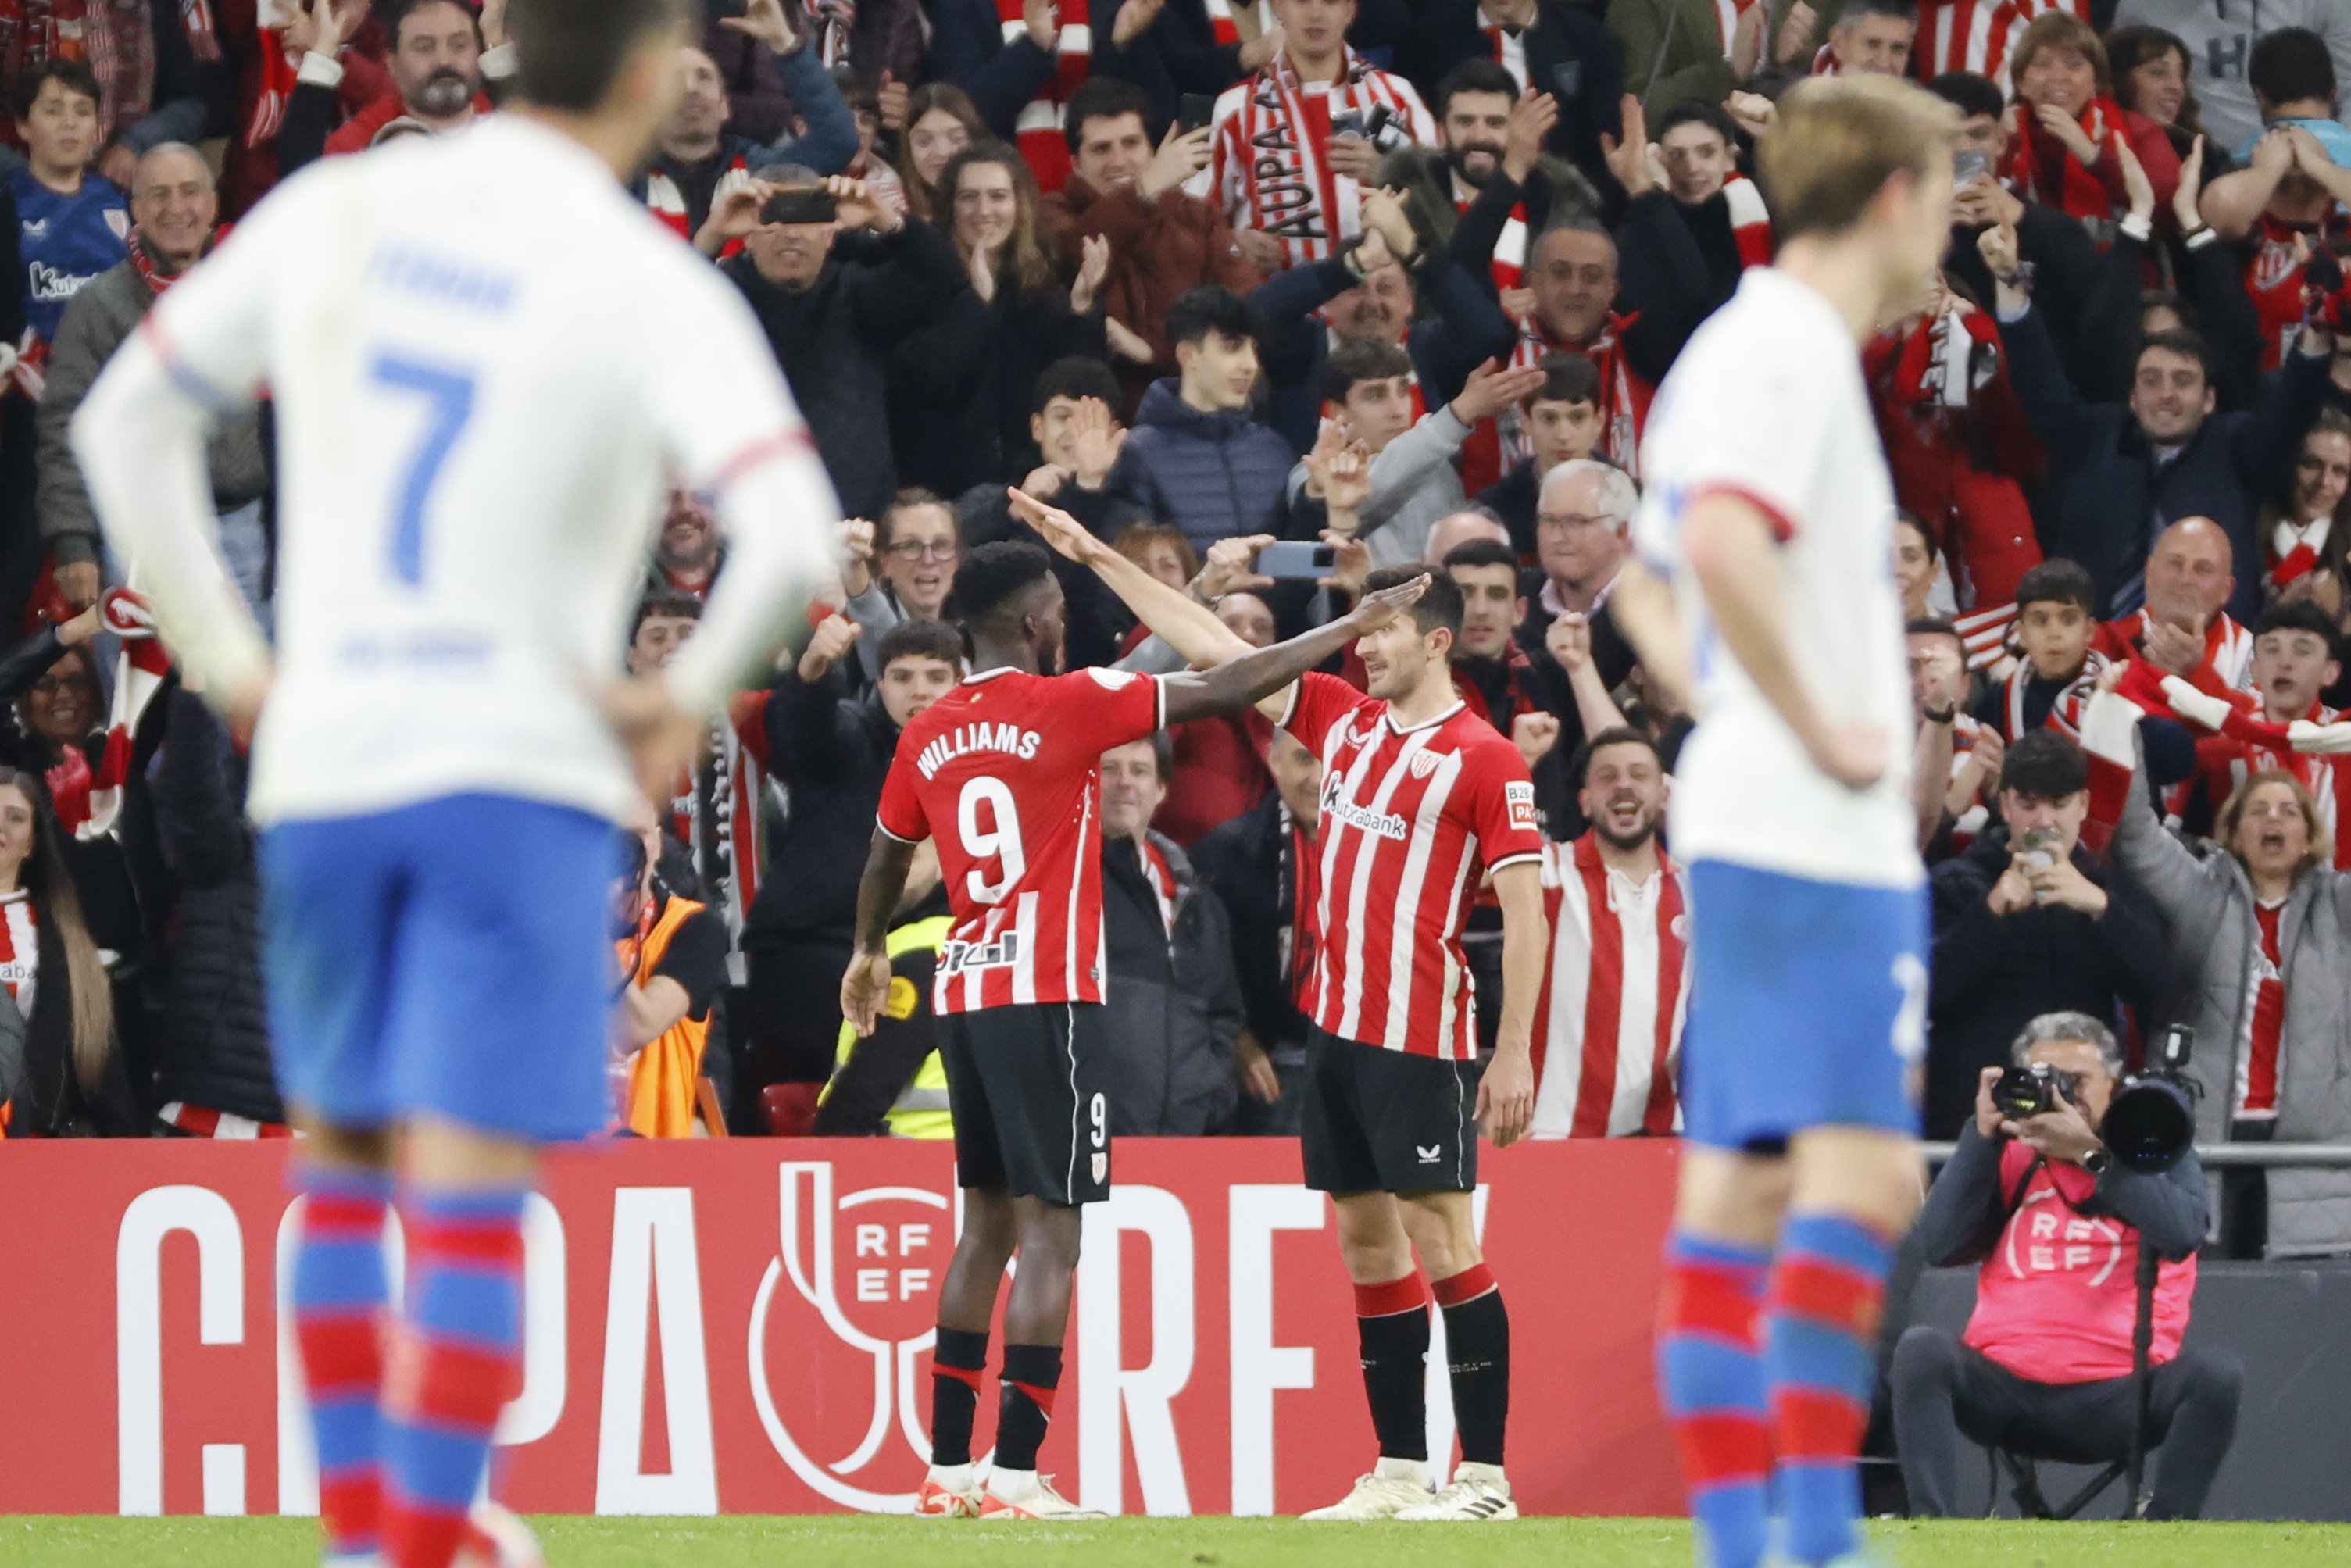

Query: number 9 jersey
876,665,1167,1013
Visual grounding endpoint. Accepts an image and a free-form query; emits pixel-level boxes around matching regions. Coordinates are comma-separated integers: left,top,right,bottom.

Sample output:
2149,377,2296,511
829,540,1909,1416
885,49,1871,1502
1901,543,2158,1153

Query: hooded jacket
1110,377,1299,552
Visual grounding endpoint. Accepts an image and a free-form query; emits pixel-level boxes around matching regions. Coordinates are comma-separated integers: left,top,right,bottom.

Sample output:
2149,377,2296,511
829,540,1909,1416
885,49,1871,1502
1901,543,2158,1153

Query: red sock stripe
1771,1385,1868,1462
384,1335,519,1431
406,1220,526,1271
382,1497,469,1568
1009,1380,1057,1418
934,1362,983,1391
303,1196,389,1237
1661,1262,1760,1346
1353,1270,1430,1318
296,1316,383,1398
1673,1411,1769,1489
316,1473,381,1552
1431,1263,1495,1308
1767,1258,1885,1337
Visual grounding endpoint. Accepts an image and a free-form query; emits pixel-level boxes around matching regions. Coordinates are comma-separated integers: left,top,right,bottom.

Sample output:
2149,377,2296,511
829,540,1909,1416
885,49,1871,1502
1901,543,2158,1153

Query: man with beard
723,170,963,520
648,487,725,600
1527,727,1688,1137
41,146,262,613
279,0,511,171
1404,60,1598,294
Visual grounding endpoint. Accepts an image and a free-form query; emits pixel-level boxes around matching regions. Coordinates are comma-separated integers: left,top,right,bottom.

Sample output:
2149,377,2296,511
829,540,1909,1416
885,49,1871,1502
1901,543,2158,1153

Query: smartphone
2017,826,2060,870
761,187,838,226
1178,93,1217,134
1255,541,1337,579
1953,148,1988,184
1328,108,1367,142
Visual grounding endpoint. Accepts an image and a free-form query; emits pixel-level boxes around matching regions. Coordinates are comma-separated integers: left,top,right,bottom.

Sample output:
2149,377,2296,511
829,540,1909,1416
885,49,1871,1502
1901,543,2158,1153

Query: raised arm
1010,486,1255,664
1159,574,1430,727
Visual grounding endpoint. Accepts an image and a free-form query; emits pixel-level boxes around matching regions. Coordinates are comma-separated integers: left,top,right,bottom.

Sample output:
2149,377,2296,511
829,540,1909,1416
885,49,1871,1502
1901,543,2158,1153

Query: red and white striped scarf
1454,175,1528,291
70,587,168,842
2270,517,2331,593
1722,173,1773,270
1710,0,1767,60
158,1101,291,1137
1208,46,1431,267
1915,0,2081,92
1528,833,1687,1138
669,688,774,977
1997,648,2106,744
244,2,302,149
999,0,1088,193
2096,609,2254,695
0,889,34,1013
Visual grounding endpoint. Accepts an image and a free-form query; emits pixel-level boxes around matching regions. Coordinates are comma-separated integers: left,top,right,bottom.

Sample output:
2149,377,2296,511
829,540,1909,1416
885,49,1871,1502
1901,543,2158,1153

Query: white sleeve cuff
297,51,345,88
481,41,519,80
2118,213,2153,243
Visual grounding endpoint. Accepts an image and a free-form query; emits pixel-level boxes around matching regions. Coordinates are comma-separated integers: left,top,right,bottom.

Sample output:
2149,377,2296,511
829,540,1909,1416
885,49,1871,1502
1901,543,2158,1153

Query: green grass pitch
3,1516,2345,1566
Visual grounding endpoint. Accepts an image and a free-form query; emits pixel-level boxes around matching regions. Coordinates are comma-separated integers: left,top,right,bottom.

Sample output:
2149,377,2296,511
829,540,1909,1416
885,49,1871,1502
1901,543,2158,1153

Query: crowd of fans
0,0,2346,1266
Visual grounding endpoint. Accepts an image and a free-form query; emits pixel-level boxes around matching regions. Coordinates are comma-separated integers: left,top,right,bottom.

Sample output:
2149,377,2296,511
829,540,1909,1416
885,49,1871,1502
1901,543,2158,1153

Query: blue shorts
1679,859,1927,1152
261,794,623,1141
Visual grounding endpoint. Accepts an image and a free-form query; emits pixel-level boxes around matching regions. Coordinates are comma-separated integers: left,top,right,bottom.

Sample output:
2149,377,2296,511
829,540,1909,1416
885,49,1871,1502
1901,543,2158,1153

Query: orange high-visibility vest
622,895,715,1138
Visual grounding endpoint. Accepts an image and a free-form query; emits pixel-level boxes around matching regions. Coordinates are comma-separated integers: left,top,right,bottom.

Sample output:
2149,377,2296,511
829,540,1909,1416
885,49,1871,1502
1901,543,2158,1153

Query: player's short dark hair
1032,355,1121,416
877,617,966,671
13,58,100,121
949,540,1056,625
2013,559,2097,615
1167,287,1262,351
1324,338,1413,403
633,588,702,638
1906,614,1961,641
2253,598,2340,656
1442,538,1521,577
508,0,692,113
1927,70,2003,122
1434,59,1517,120
879,487,954,548
1364,564,1463,641
1571,724,1662,789
1063,75,1152,151
1111,730,1176,783
2136,328,2213,385
2249,27,2335,109
1999,729,2088,801
1655,99,1740,147
1527,352,1601,410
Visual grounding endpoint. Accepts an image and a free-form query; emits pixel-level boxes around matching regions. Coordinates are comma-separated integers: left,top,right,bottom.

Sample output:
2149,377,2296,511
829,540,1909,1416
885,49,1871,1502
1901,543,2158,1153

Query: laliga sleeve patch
884,977,920,1020
1506,780,1537,830
1084,667,1138,690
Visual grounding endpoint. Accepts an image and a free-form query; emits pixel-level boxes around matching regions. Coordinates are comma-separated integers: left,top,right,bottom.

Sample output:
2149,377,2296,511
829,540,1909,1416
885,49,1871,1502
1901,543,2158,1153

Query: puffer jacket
2110,749,2351,1258
1110,378,1298,553
1099,830,1246,1136
145,688,279,1124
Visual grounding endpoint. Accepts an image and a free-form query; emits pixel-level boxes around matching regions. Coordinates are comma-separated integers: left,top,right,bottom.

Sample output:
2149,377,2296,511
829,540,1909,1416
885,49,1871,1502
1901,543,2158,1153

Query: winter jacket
1099,830,1246,1135
38,248,270,568
741,679,903,948
725,216,964,520
888,277,1109,498
143,688,279,1124
1924,829,2170,1141
2110,748,2351,1259
1402,0,1624,185
1286,404,1471,567
2002,296,2328,626
1190,792,1316,1062
1111,378,1299,552
1043,173,1263,410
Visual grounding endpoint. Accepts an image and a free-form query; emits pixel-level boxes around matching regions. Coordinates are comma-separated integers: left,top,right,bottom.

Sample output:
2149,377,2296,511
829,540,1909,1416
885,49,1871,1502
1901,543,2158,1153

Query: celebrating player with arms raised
1009,488,1549,1523
1612,75,1961,1568
70,2,842,1565
841,540,1429,1521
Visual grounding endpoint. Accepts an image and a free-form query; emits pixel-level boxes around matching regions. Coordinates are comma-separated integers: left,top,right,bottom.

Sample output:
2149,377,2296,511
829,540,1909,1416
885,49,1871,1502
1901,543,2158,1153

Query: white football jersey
75,114,839,827
1630,267,1922,890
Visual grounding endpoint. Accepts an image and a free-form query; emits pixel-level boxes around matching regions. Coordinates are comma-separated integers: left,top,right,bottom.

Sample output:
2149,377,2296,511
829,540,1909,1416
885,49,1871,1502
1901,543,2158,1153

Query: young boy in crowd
1971,559,2106,742
1474,354,1602,555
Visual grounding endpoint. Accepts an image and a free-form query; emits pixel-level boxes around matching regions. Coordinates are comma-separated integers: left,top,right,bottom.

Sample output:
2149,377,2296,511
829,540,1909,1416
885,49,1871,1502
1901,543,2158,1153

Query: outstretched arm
841,828,921,1036
1010,484,1261,660
1159,574,1430,727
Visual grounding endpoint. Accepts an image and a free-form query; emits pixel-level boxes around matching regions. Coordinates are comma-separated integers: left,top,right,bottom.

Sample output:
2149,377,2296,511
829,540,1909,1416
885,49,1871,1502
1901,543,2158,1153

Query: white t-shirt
1630,267,1922,890
75,114,840,827
2111,0,2351,151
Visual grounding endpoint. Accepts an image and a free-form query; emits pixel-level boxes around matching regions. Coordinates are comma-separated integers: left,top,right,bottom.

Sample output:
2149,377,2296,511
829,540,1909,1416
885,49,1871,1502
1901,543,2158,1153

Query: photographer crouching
1891,1012,2242,1519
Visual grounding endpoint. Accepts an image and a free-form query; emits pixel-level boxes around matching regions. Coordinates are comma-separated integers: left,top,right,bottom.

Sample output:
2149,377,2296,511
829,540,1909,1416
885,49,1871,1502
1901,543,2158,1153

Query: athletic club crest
1410,750,1441,779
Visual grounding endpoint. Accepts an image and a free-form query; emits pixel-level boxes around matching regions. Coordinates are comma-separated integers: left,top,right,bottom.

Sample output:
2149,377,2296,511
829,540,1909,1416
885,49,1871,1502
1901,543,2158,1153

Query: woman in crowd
0,602,109,802
889,144,1109,496
1895,513,1944,623
2110,752,2351,1259
2003,13,2180,230
2105,24,2221,169
893,83,988,227
2267,409,2351,605
0,766,136,1136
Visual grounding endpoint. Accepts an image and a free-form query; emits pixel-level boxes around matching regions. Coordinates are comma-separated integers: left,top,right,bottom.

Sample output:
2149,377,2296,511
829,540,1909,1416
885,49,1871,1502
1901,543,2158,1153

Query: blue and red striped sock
1656,1230,1770,1568
383,1186,527,1568
1763,1212,1895,1566
291,1163,392,1562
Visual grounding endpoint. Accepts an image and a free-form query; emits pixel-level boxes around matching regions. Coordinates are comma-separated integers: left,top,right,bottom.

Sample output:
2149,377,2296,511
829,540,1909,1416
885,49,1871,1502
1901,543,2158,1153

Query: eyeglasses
30,677,93,698
1536,512,1616,531
885,540,959,563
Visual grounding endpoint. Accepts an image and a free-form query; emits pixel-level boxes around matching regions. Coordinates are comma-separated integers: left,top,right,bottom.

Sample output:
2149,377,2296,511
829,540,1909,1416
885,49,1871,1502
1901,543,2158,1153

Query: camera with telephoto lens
1994,1059,2078,1120
2102,1024,2201,1173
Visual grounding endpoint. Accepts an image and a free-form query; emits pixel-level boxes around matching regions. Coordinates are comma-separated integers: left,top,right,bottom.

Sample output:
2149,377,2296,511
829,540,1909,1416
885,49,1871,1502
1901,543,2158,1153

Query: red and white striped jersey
999,0,1091,191
1455,173,1529,291
1915,0,2084,91
0,891,35,1015
1280,672,1545,1059
1527,835,1689,1137
1195,48,1435,266
877,665,1166,1013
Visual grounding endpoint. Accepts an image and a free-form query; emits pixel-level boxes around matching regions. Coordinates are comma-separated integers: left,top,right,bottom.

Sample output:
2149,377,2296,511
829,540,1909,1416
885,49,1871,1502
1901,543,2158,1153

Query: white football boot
1392,1463,1519,1520
1301,1458,1436,1519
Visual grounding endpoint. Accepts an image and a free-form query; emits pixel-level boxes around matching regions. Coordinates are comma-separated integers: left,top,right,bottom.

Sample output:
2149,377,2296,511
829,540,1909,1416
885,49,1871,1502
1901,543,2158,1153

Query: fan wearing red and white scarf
2175,613,2351,869
1198,42,1433,268
2093,606,2253,698
1999,94,2131,223
1501,306,1645,478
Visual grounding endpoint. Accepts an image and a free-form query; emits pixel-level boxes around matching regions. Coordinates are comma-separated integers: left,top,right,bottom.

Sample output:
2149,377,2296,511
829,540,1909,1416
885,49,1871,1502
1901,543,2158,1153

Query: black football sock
1355,1272,1432,1462
930,1326,988,1466
995,1343,1063,1473
1435,1265,1510,1467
